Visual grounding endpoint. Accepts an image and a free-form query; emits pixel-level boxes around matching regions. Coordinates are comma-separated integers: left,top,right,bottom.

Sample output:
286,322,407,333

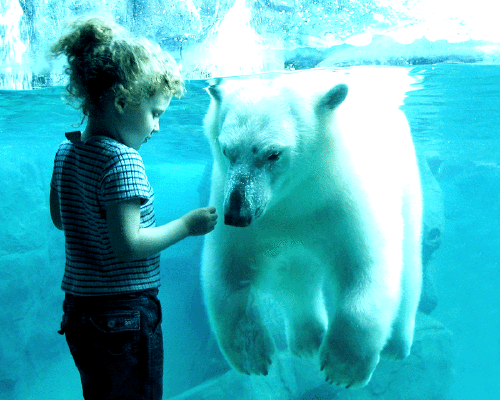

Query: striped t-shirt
50,135,160,296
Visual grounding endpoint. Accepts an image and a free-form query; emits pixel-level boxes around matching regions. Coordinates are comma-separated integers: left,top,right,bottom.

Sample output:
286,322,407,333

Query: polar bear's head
205,75,348,227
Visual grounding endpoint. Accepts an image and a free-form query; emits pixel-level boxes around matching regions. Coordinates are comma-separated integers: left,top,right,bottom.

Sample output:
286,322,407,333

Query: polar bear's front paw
319,318,381,389
289,318,325,358
223,313,275,376
381,332,412,360
319,338,379,389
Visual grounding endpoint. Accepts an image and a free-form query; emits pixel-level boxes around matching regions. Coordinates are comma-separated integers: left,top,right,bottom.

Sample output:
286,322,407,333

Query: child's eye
152,109,165,118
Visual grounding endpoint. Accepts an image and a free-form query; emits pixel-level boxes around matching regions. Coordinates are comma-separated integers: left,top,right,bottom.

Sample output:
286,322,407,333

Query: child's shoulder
76,136,136,155
55,135,143,170
89,137,144,167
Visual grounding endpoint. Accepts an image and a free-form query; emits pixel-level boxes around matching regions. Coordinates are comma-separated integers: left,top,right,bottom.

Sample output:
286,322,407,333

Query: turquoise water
1,64,499,399
403,64,500,400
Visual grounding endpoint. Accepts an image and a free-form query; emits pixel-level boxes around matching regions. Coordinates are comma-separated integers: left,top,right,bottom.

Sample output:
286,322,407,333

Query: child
49,16,217,400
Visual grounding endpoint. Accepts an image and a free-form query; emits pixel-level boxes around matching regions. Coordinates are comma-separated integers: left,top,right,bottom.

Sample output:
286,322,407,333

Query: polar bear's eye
268,152,281,162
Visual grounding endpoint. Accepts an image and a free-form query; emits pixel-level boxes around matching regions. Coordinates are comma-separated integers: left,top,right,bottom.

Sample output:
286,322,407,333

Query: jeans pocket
87,310,141,366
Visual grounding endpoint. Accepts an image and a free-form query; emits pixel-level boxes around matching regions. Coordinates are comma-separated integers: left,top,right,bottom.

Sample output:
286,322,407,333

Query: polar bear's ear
317,83,348,112
206,78,225,102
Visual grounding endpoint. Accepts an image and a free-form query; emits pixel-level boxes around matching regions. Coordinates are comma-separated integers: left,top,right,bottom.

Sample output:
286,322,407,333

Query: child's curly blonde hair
50,16,184,117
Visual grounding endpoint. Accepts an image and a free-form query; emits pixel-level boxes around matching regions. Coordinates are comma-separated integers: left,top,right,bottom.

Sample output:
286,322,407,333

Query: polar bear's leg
202,244,274,376
383,184,423,360
205,282,275,375
381,246,421,359
319,238,403,388
283,281,328,358
319,288,388,387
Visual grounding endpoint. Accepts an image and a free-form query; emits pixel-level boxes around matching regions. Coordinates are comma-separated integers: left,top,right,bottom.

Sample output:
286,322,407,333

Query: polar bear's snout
225,184,253,227
223,167,269,227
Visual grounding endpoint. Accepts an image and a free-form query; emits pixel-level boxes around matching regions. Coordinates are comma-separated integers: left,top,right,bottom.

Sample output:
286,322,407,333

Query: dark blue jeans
59,289,163,400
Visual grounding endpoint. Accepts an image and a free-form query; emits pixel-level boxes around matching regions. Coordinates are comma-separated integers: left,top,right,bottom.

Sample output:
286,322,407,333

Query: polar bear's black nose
224,213,251,227
225,188,252,227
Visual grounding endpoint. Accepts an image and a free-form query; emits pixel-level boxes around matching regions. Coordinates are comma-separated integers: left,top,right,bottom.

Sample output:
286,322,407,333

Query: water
402,64,500,400
1,64,500,399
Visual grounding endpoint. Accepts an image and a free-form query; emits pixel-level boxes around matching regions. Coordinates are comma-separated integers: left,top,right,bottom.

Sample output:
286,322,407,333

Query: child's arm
50,187,63,230
106,198,217,262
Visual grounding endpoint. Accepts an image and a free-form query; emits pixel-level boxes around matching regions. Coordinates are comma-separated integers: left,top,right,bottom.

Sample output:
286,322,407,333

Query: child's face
116,92,171,150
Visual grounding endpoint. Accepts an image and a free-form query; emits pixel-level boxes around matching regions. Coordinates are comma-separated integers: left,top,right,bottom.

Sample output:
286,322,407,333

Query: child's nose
153,122,160,132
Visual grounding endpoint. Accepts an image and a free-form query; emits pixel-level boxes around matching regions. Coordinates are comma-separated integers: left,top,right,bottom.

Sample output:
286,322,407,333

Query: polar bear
201,69,422,389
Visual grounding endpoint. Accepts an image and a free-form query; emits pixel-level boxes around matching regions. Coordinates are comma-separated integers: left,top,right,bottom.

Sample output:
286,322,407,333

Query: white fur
201,69,422,388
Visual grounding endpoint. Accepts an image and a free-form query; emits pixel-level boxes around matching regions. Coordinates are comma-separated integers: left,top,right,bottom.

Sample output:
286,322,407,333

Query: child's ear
114,95,127,114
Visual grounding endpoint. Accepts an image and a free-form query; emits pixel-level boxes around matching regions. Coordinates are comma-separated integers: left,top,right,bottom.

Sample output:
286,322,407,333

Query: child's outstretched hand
181,207,218,236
